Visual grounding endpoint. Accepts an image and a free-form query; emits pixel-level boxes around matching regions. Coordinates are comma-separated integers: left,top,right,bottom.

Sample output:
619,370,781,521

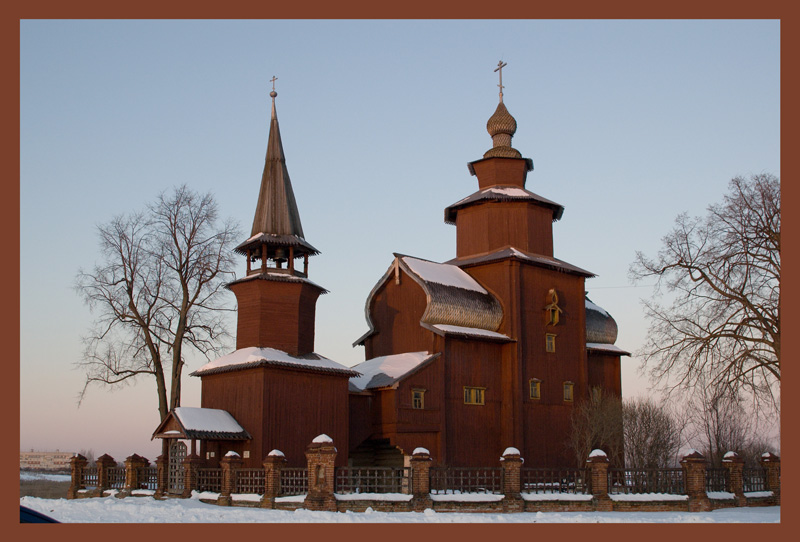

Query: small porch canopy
152,407,251,455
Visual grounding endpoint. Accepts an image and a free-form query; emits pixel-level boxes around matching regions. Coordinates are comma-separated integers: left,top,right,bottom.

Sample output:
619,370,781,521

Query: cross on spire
270,75,278,92
494,61,507,103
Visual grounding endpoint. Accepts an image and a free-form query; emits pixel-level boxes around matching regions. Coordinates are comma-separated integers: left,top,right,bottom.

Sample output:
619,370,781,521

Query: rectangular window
546,333,556,353
412,389,425,409
463,386,485,405
529,379,541,400
563,381,574,402
591,386,602,402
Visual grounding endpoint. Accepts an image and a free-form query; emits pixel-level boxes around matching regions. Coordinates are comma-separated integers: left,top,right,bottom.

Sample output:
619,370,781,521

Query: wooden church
153,68,628,471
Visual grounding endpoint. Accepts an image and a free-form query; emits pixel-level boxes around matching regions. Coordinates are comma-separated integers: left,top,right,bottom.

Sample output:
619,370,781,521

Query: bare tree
568,393,623,467
630,174,780,408
622,398,684,468
76,185,240,421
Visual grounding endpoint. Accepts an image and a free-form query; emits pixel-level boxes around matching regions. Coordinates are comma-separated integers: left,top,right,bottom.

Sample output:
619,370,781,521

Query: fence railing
196,467,223,493
743,468,766,492
280,468,308,496
334,467,410,494
608,468,685,495
706,468,730,493
107,467,126,489
137,466,158,490
521,467,590,494
430,467,503,494
80,467,98,488
235,468,266,494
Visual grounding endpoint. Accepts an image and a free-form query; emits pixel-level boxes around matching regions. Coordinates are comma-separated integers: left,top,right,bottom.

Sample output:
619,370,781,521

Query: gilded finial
484,61,520,158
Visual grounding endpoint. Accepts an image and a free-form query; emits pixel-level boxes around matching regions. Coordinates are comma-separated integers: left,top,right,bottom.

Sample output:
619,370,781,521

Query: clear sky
19,20,780,461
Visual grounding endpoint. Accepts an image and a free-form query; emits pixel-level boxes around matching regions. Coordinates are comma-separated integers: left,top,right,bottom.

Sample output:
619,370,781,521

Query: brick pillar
304,435,338,512
261,450,287,508
123,454,149,497
219,451,243,506
681,450,710,512
182,453,203,498
67,454,88,499
409,447,433,511
722,451,746,506
96,454,116,496
587,450,612,511
760,452,780,504
501,447,524,512
154,454,168,499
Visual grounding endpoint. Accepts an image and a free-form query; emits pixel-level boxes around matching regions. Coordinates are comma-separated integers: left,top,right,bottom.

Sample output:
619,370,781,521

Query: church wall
587,353,623,398
442,337,504,466
455,201,555,258
363,270,431,360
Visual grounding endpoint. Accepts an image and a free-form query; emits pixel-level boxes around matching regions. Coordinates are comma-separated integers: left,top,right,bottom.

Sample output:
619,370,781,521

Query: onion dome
585,296,619,344
484,102,522,158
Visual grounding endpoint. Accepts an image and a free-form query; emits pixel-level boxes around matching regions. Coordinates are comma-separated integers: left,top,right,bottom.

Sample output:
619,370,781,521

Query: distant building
20,450,73,470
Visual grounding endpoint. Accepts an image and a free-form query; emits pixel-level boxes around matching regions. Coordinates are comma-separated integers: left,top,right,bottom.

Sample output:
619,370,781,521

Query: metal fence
334,467,410,494
608,468,685,495
521,467,590,494
137,466,158,490
235,468,266,494
430,467,503,494
280,468,308,496
107,467,126,489
706,468,730,493
743,468,766,492
196,467,223,493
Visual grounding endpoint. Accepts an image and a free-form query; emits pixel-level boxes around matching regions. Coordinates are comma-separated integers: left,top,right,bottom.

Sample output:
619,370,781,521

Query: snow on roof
192,346,357,377
586,343,630,356
413,447,430,455
585,298,609,317
225,451,240,457
312,434,333,444
589,449,607,457
429,324,512,341
349,352,435,391
401,256,487,293
268,449,285,457
502,447,521,456
724,451,738,458
174,407,246,434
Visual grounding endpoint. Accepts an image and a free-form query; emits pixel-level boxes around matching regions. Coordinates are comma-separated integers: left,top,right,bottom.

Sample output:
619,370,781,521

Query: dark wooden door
168,441,187,494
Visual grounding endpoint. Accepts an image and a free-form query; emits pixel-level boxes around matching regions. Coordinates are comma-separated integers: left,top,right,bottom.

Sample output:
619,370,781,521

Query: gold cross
494,61,507,103
270,75,278,91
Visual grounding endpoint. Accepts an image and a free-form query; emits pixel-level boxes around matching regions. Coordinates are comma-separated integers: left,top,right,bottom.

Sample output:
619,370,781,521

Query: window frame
545,333,557,353
529,378,541,400
563,381,574,402
412,388,425,410
463,386,486,405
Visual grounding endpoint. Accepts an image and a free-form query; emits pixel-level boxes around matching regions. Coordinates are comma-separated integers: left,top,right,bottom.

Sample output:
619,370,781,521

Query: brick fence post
154,454,168,499
261,449,287,509
96,454,116,497
123,454,148,497
219,451,243,506
501,447,524,512
182,452,203,498
587,449,612,511
760,452,780,504
409,447,433,512
67,454,88,499
681,450,710,512
304,434,338,512
722,451,745,506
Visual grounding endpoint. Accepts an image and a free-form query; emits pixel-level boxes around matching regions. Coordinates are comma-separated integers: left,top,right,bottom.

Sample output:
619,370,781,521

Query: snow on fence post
409,447,433,512
67,454,88,499
760,452,780,504
587,449,611,512
154,454,168,499
95,454,116,497
501,447,524,513
680,450,711,512
721,451,746,506
219,451,243,506
123,454,149,497
181,451,203,498
304,435,338,512
261,449,287,509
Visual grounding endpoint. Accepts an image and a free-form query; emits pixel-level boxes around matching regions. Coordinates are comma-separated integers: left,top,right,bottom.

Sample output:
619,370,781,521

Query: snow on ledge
275,494,306,503
191,490,221,501
232,493,263,502
268,449,285,457
745,491,773,498
413,447,430,455
131,489,155,496
609,493,688,502
225,450,240,457
335,493,413,502
708,491,736,500
430,492,504,502
312,434,333,444
521,493,594,501
589,449,607,457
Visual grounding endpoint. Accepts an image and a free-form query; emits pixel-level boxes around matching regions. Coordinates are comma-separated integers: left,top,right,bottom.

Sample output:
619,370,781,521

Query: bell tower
228,80,326,356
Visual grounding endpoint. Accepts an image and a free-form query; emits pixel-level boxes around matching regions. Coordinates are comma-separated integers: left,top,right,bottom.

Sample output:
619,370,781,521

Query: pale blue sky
20,20,780,460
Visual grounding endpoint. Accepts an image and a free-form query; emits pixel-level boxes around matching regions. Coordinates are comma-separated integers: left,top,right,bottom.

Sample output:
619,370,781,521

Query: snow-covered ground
19,493,780,523
20,472,71,482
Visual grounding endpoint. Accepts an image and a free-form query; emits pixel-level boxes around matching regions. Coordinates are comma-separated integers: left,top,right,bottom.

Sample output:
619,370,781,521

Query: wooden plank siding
587,353,623,398
455,202,555,259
